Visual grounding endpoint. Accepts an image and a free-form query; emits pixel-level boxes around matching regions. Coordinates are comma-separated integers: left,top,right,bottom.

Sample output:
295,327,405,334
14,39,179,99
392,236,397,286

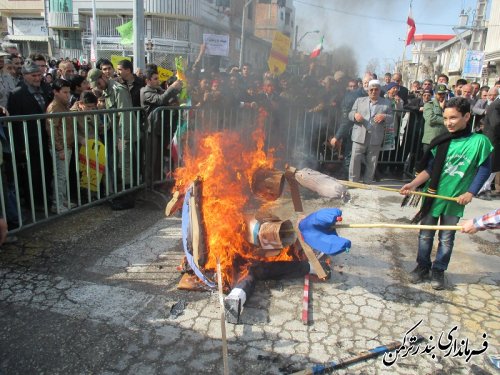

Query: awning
6,35,49,42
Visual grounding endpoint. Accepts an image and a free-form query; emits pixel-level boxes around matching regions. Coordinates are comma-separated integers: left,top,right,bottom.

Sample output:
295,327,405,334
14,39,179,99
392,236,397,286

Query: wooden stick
216,259,229,375
294,223,328,280
338,179,459,203
335,223,463,230
289,223,463,232
301,274,310,325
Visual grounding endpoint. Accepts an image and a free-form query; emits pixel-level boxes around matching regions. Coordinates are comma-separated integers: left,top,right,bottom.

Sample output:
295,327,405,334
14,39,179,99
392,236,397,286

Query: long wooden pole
216,259,229,375
338,179,459,203
288,223,463,232
335,223,462,231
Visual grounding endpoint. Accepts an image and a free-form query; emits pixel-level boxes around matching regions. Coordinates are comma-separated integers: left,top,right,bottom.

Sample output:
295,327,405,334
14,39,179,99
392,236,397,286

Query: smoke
294,0,403,75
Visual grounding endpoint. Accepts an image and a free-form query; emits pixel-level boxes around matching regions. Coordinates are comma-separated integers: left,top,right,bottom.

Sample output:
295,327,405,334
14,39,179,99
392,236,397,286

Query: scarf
411,124,472,223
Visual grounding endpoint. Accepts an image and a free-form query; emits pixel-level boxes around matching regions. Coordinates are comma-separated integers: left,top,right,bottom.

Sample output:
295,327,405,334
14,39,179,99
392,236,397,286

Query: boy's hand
400,183,416,195
456,192,473,205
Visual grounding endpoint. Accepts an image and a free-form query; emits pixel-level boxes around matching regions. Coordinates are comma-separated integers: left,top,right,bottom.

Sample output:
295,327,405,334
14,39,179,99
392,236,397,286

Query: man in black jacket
140,67,182,183
7,59,53,211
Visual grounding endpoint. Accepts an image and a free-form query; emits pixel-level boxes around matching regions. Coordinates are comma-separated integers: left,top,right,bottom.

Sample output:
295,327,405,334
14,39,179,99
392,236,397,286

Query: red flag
406,9,416,46
310,36,324,59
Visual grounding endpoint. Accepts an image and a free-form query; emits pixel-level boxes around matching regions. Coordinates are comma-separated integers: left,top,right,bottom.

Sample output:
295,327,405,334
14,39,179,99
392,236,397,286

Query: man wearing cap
422,83,448,154
7,59,53,211
348,79,393,183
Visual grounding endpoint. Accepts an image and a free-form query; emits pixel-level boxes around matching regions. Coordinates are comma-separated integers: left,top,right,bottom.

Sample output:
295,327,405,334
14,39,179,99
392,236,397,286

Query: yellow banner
158,66,174,82
79,139,106,192
267,32,290,75
110,55,132,70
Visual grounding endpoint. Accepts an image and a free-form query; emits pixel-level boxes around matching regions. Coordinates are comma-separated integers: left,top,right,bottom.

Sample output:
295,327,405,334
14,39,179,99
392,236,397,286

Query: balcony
48,12,75,29
144,0,200,18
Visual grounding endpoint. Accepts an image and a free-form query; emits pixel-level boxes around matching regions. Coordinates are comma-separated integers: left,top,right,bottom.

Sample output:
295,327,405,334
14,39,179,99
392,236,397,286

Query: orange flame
174,117,295,287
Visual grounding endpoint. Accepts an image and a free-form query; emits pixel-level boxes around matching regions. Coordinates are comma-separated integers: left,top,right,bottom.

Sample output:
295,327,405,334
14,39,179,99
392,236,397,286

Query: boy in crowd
400,97,493,290
46,79,74,213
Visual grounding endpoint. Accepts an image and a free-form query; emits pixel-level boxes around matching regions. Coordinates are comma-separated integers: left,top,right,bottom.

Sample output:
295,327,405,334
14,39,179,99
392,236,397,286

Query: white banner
203,34,229,57
11,18,47,36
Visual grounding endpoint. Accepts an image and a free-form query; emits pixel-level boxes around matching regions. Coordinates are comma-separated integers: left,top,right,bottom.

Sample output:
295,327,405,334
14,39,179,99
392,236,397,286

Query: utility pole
239,0,253,68
133,0,145,71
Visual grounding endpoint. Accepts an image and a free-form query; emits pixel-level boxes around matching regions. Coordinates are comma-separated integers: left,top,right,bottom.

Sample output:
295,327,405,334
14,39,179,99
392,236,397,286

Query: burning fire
174,117,294,287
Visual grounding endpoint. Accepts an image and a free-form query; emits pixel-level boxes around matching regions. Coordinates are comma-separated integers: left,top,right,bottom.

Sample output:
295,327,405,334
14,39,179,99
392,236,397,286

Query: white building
484,0,500,85
0,0,273,70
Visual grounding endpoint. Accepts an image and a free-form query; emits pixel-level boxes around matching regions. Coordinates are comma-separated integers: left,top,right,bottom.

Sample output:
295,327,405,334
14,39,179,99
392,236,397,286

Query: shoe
409,264,430,284
477,191,492,201
431,269,446,290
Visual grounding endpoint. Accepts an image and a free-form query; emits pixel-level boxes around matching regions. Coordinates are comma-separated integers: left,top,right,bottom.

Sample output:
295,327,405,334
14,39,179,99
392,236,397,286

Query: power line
294,0,457,27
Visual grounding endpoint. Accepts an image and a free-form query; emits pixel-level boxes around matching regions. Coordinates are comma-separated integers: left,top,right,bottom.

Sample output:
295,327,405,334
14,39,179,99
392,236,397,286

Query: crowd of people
0,43,498,267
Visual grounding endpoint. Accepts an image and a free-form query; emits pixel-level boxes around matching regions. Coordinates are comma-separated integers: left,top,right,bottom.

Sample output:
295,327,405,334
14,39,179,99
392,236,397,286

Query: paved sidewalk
0,187,498,375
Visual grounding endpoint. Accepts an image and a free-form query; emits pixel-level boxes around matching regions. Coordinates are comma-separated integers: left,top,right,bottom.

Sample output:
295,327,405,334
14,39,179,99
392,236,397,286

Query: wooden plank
294,222,327,280
284,166,303,213
189,195,200,268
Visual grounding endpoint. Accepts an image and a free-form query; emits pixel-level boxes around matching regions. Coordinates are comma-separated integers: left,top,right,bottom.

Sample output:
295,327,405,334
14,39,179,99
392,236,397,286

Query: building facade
0,0,276,71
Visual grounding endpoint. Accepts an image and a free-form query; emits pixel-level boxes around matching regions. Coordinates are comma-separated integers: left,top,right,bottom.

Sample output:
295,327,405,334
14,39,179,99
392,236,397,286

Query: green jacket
422,99,447,144
103,79,137,142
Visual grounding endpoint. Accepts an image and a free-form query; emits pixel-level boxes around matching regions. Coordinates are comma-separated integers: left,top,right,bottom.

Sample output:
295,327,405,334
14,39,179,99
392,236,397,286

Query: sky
294,0,484,75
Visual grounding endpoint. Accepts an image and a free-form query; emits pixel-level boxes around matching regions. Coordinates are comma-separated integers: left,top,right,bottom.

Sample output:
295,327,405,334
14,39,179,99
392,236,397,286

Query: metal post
239,0,253,69
91,0,97,66
133,0,145,71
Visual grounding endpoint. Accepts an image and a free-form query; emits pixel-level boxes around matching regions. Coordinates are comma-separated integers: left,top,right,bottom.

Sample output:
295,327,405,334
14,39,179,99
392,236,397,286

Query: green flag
116,20,133,45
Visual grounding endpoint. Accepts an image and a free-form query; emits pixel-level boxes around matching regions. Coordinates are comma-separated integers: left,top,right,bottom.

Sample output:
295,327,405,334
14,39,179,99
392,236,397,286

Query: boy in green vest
400,97,493,290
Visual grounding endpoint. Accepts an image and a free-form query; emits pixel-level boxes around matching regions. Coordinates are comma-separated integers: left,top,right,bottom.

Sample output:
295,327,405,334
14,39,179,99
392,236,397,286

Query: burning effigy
166,114,351,323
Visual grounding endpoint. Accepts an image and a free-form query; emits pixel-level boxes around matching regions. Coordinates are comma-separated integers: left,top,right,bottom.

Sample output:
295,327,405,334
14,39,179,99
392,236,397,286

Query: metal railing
0,104,423,233
0,107,144,233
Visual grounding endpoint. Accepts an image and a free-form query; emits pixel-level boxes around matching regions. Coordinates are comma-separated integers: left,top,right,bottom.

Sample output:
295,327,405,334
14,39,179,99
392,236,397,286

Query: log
295,168,347,199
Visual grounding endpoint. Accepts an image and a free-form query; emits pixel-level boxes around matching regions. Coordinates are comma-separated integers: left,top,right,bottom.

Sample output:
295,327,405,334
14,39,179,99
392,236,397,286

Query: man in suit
7,59,52,211
348,80,393,183
478,89,500,199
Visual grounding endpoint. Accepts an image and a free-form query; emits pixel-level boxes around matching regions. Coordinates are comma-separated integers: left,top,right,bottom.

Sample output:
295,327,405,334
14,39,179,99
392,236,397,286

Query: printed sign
267,31,290,75
203,34,230,56
462,50,485,78
79,139,106,192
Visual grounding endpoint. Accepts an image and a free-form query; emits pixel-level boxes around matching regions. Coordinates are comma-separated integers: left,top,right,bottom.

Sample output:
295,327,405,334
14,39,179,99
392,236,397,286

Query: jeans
417,213,460,271
51,149,72,208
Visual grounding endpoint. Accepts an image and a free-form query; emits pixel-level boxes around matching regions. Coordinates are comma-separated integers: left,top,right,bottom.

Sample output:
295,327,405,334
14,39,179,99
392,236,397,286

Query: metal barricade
0,107,145,233
144,105,423,191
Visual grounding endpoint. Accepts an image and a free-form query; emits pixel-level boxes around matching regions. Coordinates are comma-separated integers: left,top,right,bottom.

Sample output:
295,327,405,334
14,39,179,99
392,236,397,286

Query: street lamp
239,0,253,68
295,30,320,51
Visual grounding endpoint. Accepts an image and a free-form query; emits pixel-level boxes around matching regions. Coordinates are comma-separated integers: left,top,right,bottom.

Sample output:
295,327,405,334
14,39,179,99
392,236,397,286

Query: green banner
116,20,133,45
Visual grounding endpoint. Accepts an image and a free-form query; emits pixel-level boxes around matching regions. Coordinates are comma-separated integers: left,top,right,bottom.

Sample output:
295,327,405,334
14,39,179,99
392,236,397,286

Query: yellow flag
158,67,174,82
110,55,131,70
267,32,290,75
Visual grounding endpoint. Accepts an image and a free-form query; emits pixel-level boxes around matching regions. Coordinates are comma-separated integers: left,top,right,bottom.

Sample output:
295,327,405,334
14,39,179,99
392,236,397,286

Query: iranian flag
310,36,324,59
405,8,416,46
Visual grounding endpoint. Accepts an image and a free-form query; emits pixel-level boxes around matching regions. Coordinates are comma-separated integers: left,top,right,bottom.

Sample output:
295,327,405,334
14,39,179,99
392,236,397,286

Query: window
259,0,272,3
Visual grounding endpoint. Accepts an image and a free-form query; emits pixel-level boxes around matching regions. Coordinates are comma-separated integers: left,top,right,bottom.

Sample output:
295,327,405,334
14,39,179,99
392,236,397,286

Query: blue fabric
182,187,216,288
298,208,351,255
